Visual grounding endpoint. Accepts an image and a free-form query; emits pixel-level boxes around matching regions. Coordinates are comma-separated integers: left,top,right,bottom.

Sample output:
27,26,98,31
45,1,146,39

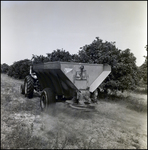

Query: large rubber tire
24,75,34,98
40,88,56,111
20,84,25,94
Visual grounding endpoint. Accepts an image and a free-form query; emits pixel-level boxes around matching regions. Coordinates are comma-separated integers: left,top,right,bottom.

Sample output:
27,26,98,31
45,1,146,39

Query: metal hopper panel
33,62,111,95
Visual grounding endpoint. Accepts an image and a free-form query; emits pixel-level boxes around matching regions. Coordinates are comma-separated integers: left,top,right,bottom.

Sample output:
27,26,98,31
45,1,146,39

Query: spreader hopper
33,62,111,94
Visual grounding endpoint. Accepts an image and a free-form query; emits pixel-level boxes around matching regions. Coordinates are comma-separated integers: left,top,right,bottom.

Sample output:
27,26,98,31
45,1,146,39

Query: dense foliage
7,59,31,79
32,54,49,64
138,45,147,84
1,63,9,73
3,37,144,93
77,37,139,93
47,49,72,62
32,49,72,64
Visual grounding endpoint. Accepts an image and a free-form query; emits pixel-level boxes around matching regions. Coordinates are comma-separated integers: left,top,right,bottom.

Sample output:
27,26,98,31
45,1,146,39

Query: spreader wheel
40,88,56,111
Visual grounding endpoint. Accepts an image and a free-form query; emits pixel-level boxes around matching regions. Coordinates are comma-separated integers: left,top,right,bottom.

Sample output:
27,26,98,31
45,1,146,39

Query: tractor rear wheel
40,88,56,111
24,75,34,98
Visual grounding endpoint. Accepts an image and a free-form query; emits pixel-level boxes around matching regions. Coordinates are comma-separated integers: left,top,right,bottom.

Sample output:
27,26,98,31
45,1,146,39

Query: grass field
1,73,147,149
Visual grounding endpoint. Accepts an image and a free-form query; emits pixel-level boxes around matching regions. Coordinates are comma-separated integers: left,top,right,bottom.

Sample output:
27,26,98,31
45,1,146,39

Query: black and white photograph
1,1,147,149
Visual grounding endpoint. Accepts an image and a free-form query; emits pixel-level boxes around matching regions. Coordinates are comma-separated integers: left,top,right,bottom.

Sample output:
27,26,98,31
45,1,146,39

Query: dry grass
1,73,147,149
99,89,147,113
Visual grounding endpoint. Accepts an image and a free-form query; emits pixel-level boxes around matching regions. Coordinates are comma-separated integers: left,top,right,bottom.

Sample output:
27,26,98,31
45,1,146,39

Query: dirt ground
1,73,147,149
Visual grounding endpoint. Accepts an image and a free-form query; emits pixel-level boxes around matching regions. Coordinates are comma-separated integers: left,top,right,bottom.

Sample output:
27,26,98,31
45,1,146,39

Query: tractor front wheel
24,75,34,98
40,88,56,111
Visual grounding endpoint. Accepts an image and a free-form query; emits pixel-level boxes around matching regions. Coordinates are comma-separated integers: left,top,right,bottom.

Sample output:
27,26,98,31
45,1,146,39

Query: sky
1,1,147,66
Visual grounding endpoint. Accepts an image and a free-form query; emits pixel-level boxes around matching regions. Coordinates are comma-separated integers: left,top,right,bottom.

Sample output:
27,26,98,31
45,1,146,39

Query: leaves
47,49,72,62
7,59,31,79
1,63,9,73
78,37,139,92
5,37,141,92
138,45,147,84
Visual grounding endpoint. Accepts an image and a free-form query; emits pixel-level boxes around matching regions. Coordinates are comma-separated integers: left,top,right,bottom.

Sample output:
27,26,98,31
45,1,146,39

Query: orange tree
138,45,147,84
77,37,139,93
46,49,72,62
7,59,31,79
1,63,9,74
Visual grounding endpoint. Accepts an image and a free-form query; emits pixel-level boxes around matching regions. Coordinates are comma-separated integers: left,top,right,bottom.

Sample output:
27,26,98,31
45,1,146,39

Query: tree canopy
138,45,147,84
2,37,142,93
77,37,139,92
47,49,72,62
7,59,31,79
1,63,9,73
